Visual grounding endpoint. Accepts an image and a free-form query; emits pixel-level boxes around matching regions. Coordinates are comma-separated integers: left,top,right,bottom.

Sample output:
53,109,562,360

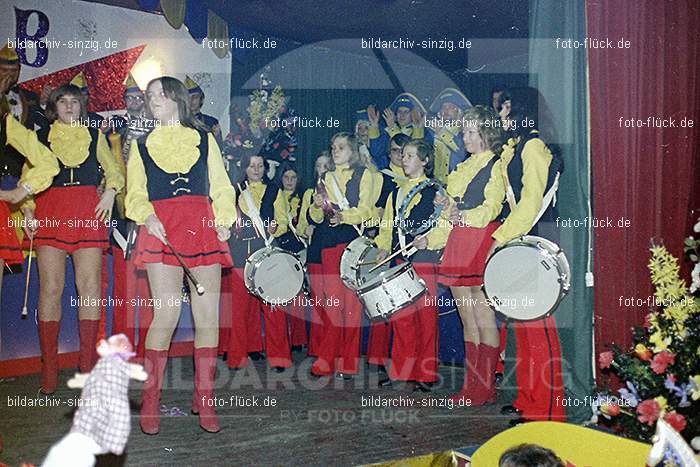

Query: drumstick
368,235,424,274
163,238,205,295
21,235,33,318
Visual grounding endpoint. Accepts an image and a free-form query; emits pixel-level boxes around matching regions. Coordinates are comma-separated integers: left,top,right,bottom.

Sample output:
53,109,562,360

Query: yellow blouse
492,136,553,244
238,180,288,238
446,150,505,229
296,188,314,237
375,174,450,252
125,124,236,227
4,114,59,193
308,163,382,226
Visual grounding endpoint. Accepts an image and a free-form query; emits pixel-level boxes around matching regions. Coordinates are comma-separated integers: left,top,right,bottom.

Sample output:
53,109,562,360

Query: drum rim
356,262,417,293
397,179,447,237
483,235,571,321
361,284,427,321
243,247,304,304
340,236,375,288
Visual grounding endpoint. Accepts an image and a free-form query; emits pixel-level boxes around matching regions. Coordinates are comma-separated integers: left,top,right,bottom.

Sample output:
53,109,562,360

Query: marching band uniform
277,187,308,348
439,149,505,404
366,161,405,368
1,45,51,265
6,110,123,389
126,122,235,434
375,174,449,384
70,72,105,130
221,179,292,369
368,93,431,170
428,88,472,184
493,131,566,422
308,163,381,376
299,186,327,357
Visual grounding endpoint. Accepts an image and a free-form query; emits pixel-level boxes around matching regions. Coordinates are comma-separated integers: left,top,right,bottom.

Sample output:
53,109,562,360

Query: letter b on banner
14,7,50,67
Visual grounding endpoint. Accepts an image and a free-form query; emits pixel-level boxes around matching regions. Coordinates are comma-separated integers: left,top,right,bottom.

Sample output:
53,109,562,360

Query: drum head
248,250,304,305
484,243,564,320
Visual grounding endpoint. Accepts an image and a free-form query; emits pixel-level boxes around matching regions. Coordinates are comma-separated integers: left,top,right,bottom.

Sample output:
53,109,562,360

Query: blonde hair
463,105,505,155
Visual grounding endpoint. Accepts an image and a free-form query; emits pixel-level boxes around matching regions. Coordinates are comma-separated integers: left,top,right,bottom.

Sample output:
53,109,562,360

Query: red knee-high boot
38,320,60,394
194,347,220,432
79,319,100,372
451,341,478,403
140,349,169,434
471,343,499,405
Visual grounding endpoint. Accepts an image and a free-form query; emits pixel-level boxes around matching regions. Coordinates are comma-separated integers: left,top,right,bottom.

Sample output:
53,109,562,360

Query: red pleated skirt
0,201,23,264
28,186,108,253
132,195,232,269
438,221,500,286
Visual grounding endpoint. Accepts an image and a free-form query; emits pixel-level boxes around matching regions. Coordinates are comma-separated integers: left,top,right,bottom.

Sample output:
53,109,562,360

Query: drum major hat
389,92,426,114
185,75,203,95
429,88,472,114
124,73,141,93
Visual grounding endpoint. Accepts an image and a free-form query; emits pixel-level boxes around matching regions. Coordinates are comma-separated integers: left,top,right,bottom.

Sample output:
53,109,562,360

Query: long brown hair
328,132,361,170
145,76,204,130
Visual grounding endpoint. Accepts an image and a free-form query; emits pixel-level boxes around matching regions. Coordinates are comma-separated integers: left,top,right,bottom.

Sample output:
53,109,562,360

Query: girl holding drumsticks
308,132,381,379
2,84,121,394
435,105,506,405
374,139,449,391
125,76,235,434
220,153,291,371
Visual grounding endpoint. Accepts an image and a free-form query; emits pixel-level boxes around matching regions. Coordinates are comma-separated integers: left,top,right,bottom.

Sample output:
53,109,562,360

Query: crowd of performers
0,42,566,435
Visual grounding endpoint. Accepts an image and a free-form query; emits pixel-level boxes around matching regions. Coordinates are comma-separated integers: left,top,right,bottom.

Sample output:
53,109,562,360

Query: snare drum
483,235,570,321
339,236,389,290
357,262,426,321
244,246,305,305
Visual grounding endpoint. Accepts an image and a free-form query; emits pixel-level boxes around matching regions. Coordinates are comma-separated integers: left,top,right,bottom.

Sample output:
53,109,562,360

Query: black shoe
291,345,304,352
272,366,286,373
495,372,503,386
413,381,433,393
378,376,392,387
508,417,527,427
500,405,521,415
335,373,353,381
249,352,265,361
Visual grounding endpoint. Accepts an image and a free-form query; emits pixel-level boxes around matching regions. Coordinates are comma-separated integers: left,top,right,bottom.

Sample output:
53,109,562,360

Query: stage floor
0,352,512,466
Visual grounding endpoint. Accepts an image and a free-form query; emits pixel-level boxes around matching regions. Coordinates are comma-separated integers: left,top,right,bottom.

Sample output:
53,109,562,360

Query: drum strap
380,168,407,182
395,186,417,258
241,185,273,247
504,172,560,230
286,208,307,247
328,173,363,236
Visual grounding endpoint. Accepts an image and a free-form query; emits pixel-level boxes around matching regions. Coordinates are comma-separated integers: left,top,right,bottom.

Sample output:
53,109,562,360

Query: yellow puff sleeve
94,131,125,192
492,138,552,244
341,168,382,225
124,142,155,224
461,159,506,229
5,114,59,193
206,134,236,228
272,188,289,237
296,188,313,237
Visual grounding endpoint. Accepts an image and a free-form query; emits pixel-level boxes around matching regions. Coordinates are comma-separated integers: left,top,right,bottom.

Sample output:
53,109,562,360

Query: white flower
694,217,700,233
691,263,700,294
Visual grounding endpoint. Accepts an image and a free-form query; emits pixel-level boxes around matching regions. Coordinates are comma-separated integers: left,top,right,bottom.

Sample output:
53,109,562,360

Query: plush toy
41,334,147,467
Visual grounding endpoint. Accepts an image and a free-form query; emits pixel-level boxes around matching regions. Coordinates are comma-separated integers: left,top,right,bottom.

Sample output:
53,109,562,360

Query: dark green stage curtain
502,0,595,423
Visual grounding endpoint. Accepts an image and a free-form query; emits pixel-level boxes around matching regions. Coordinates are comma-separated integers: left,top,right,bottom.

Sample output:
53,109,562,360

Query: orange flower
634,344,652,361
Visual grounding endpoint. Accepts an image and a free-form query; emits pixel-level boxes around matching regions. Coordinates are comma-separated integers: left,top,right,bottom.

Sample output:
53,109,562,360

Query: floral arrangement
246,73,287,136
594,218,700,445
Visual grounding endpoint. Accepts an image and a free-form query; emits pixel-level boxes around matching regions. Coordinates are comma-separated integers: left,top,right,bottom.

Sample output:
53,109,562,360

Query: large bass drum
244,247,304,306
483,236,570,321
